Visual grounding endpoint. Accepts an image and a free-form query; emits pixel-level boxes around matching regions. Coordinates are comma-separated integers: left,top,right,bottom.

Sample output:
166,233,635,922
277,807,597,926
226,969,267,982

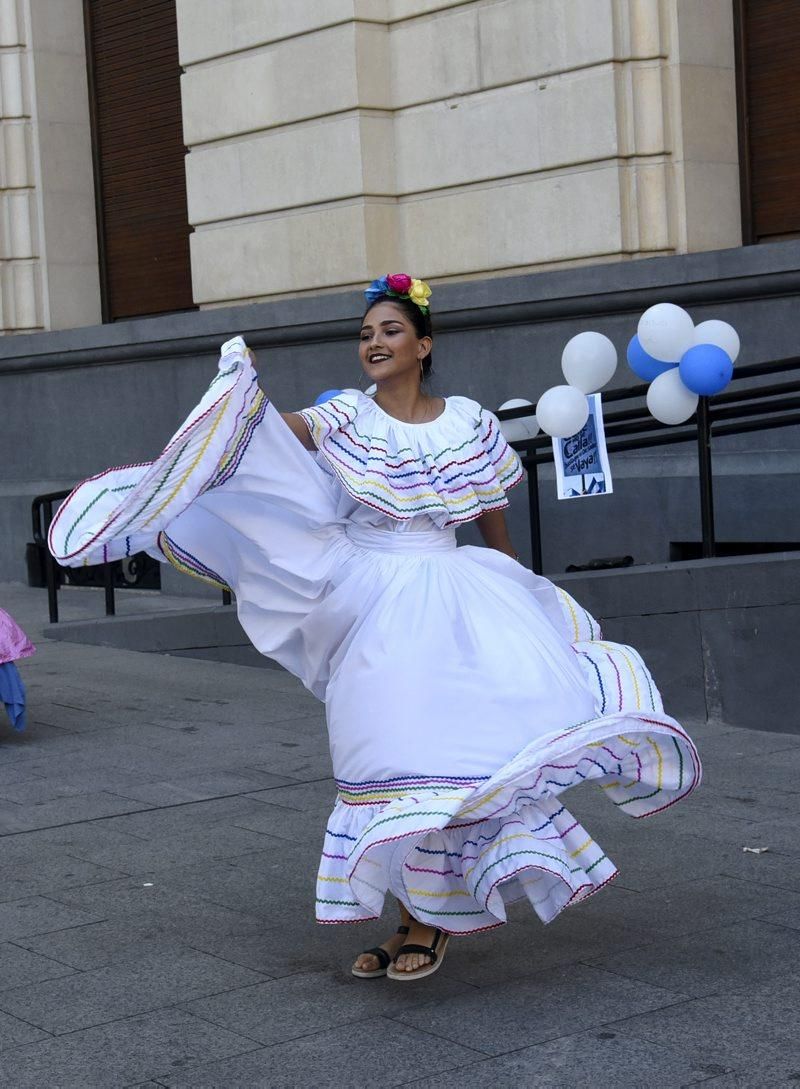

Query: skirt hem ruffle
315,710,700,933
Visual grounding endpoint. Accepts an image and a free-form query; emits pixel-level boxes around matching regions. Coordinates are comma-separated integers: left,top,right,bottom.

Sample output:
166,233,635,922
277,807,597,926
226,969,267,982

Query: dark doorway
735,0,800,243
84,0,195,320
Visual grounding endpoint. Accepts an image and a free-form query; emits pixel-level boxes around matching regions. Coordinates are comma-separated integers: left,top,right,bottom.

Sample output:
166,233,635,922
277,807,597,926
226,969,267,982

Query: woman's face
358,301,430,383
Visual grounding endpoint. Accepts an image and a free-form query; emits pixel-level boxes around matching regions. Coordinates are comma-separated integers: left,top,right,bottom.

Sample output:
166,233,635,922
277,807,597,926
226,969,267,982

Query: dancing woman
49,273,700,981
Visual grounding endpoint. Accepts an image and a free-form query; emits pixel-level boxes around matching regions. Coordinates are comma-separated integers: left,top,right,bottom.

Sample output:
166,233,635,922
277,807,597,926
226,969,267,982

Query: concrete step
45,602,274,670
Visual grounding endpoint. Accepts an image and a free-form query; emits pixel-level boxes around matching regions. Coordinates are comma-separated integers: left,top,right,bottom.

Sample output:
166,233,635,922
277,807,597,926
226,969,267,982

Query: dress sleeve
48,336,264,567
297,391,360,448
477,407,525,496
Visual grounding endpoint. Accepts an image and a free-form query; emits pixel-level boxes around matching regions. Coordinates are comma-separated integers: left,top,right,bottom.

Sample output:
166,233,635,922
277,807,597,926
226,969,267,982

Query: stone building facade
1,0,742,331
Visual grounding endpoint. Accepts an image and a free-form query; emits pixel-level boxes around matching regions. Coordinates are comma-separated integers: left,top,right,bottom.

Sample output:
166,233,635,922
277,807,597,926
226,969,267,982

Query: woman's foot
351,927,408,975
392,920,442,973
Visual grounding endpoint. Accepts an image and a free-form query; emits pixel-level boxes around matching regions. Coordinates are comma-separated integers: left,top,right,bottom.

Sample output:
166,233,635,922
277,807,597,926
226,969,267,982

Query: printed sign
553,393,613,500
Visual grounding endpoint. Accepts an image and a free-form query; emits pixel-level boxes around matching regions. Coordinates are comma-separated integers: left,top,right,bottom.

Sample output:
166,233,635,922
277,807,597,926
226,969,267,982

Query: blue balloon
626,335,676,382
679,344,733,396
314,389,343,406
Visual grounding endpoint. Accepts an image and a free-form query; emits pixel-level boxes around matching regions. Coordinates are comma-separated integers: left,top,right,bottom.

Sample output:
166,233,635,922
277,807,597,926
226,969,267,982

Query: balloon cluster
499,332,619,441
629,304,739,425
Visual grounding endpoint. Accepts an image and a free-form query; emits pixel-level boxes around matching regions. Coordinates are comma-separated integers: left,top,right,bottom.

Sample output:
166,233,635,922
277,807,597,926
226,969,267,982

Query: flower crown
365,273,432,314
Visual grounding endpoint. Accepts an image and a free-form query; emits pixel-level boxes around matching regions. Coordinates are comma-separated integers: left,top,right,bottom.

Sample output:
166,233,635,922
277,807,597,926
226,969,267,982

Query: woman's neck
373,382,441,424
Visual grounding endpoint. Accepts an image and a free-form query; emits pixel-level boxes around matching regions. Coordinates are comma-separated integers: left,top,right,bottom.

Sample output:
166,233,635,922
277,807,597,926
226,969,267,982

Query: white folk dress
49,337,700,934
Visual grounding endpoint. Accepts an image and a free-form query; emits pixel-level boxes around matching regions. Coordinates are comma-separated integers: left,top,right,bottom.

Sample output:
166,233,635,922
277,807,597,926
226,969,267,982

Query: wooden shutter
735,0,800,243
85,0,194,320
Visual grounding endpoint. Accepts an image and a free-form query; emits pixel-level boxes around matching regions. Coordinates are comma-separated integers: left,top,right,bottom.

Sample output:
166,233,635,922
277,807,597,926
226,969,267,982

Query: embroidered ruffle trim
48,337,263,571
299,391,524,528
317,710,700,933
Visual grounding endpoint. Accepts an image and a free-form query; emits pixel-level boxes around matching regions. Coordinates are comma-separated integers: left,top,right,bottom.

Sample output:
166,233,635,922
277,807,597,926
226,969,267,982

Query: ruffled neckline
369,395,448,429
299,389,523,527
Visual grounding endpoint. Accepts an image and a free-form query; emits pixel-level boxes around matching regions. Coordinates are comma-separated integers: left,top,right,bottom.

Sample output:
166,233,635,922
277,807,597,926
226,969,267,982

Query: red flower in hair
386,273,413,295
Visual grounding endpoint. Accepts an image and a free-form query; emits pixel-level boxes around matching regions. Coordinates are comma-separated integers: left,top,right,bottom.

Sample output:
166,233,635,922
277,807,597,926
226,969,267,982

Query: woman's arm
246,347,315,452
475,508,518,560
280,412,317,451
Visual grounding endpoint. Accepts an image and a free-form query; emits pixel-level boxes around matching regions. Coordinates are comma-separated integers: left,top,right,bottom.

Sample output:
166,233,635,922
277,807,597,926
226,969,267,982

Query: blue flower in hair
365,275,390,304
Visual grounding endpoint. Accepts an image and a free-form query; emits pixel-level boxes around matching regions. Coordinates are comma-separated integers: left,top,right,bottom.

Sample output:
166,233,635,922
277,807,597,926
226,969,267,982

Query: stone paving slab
17,900,275,973
0,791,150,834
404,1030,730,1089
180,918,362,980
394,963,685,1056
608,971,800,1069
0,1008,259,1088
232,797,334,846
0,847,124,902
0,895,106,942
160,1016,484,1089
181,967,476,1049
0,947,268,1035
32,817,288,875
697,1060,800,1087
0,581,799,1086
149,849,322,921
435,899,655,989
0,942,77,991
585,918,800,997
568,875,800,941
108,768,298,807
0,1008,50,1051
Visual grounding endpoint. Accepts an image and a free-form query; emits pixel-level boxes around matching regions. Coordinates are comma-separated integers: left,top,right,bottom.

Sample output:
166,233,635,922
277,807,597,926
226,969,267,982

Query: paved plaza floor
1,581,799,1088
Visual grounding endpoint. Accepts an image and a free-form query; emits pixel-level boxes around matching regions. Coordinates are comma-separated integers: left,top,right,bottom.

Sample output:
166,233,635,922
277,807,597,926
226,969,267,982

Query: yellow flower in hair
408,278,432,309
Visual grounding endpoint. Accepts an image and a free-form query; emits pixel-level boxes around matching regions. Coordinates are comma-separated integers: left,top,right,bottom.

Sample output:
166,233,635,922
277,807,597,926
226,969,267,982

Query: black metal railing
498,356,800,574
32,490,232,623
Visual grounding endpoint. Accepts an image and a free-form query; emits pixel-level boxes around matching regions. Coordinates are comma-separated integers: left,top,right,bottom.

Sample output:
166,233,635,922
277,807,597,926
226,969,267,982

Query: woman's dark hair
362,295,433,379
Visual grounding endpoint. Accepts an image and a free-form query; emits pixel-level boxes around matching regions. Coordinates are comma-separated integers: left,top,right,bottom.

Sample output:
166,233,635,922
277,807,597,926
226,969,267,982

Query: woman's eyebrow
360,319,405,331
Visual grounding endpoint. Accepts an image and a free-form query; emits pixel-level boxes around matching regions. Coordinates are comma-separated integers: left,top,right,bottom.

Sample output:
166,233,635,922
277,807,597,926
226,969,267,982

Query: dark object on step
565,556,634,573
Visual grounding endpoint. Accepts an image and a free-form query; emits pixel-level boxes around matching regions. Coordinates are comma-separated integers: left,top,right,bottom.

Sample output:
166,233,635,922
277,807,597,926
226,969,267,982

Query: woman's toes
398,953,429,972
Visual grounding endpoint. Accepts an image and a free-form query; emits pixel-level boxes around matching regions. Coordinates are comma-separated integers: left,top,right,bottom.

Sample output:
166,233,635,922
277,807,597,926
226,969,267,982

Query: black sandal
351,925,410,978
386,927,450,981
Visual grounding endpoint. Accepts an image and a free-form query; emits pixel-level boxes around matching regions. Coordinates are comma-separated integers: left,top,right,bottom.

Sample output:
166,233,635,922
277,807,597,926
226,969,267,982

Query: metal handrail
499,355,800,574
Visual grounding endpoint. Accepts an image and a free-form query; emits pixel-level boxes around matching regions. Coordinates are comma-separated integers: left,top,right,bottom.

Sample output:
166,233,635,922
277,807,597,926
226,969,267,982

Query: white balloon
561,331,617,393
693,320,740,363
498,398,539,443
536,385,590,438
638,303,695,363
646,366,698,425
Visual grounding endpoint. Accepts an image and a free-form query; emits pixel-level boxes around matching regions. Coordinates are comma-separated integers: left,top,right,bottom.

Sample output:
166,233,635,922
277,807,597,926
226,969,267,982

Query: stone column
0,0,100,334
0,0,41,331
663,0,742,253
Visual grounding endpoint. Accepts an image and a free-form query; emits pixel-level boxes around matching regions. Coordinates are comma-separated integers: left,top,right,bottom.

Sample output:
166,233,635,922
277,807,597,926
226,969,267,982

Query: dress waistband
345,523,457,554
